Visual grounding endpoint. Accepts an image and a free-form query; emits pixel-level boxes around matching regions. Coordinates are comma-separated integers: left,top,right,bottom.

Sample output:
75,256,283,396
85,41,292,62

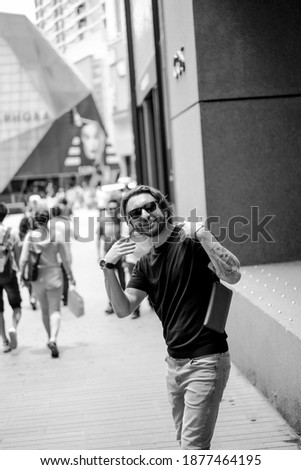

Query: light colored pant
166,352,231,450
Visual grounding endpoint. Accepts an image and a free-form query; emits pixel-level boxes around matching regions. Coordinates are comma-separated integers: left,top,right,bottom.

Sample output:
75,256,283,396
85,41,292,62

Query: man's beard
133,216,167,238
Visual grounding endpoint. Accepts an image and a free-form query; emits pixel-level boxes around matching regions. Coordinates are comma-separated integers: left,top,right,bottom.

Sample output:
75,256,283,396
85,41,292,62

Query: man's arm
10,231,21,270
97,238,105,262
103,268,146,318
182,222,241,284
95,223,102,261
18,232,30,274
200,229,241,284
101,237,147,317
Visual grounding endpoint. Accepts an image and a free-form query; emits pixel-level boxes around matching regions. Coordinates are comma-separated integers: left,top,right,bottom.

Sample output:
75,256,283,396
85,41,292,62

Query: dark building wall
193,0,301,265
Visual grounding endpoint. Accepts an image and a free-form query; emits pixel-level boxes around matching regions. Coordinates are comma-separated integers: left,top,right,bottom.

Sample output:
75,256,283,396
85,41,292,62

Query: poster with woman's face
64,115,107,183
80,120,105,166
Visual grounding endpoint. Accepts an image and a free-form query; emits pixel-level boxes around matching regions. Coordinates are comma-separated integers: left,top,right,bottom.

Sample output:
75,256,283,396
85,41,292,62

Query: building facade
124,0,301,434
125,0,301,267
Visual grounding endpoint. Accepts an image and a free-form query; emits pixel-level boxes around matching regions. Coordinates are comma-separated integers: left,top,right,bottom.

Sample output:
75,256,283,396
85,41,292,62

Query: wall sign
173,46,186,79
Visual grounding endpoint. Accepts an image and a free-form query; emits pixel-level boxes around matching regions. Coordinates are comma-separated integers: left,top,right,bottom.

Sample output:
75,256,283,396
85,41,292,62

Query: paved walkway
0,210,300,450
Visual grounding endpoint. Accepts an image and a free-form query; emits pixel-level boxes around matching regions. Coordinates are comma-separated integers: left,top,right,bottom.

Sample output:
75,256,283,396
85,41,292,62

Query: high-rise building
34,0,134,183
34,0,107,54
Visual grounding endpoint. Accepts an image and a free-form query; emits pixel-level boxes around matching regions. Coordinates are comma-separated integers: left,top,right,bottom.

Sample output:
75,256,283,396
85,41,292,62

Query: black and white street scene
0,0,301,464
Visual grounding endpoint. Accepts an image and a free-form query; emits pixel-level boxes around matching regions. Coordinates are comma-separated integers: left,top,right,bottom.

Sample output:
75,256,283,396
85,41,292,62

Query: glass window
131,0,155,84
77,4,85,15
78,17,87,28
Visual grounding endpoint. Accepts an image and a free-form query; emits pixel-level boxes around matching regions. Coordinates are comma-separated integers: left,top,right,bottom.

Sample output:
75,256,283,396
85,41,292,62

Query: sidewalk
0,210,300,450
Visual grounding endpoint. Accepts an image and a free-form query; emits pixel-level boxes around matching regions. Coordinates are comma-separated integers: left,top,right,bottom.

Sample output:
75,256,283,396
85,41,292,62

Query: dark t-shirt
127,226,228,358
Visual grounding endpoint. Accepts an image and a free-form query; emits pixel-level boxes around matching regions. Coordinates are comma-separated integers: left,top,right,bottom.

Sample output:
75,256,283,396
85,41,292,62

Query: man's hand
179,221,205,240
105,238,136,265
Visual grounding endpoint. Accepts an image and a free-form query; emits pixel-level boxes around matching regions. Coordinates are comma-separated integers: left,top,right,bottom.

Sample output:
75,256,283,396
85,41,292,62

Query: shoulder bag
203,281,233,334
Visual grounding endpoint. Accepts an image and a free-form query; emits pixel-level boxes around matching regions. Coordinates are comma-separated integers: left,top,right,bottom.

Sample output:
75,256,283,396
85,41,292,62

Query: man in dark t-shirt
99,185,241,449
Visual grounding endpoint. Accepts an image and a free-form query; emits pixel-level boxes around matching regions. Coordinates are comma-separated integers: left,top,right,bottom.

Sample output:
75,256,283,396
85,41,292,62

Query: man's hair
120,185,173,220
50,205,62,218
32,210,50,228
107,199,119,207
0,202,8,222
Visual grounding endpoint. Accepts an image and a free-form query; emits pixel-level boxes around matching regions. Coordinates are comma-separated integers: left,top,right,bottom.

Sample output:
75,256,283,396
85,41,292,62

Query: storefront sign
0,111,50,124
173,47,186,79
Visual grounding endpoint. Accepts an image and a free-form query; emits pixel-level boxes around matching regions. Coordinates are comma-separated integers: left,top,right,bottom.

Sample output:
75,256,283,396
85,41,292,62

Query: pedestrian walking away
99,185,241,450
19,210,75,358
0,202,22,353
49,205,73,306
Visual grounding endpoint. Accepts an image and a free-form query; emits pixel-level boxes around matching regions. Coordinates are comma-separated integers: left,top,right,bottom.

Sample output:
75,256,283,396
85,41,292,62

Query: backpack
0,227,14,285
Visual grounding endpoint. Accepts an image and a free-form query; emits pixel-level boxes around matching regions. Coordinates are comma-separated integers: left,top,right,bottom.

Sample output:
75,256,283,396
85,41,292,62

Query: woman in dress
19,210,75,358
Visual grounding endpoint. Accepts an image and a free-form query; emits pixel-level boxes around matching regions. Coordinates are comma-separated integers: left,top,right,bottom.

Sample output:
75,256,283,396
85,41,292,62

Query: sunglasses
128,201,157,220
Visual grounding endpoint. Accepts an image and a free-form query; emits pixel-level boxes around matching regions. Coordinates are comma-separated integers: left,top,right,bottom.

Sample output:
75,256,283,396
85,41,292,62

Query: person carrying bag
19,210,75,358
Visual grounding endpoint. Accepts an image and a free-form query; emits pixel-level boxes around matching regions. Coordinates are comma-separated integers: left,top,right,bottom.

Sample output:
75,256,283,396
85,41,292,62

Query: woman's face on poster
81,122,103,161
